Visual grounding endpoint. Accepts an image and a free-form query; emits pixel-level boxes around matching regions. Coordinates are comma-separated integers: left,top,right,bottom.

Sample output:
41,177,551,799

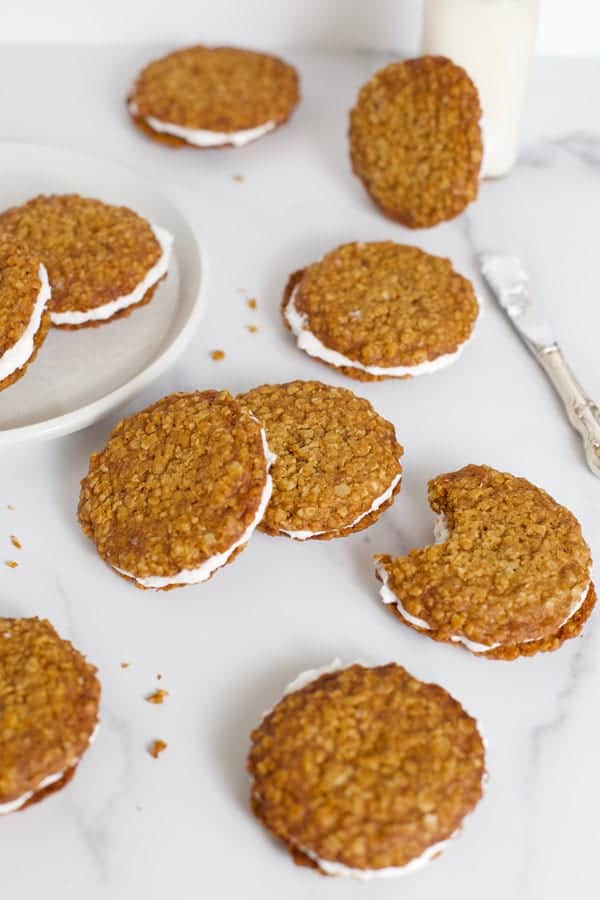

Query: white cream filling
116,430,276,589
0,264,51,381
378,513,591,653
280,470,402,540
128,100,275,148
271,659,462,880
284,284,479,378
49,225,173,326
0,721,99,815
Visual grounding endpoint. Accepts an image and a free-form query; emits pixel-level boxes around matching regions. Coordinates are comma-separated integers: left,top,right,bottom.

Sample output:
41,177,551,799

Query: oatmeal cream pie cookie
349,56,483,228
240,380,403,539
248,660,485,878
78,391,276,590
0,194,173,327
0,617,100,815
0,240,51,391
376,465,595,660
127,45,300,149
282,242,479,381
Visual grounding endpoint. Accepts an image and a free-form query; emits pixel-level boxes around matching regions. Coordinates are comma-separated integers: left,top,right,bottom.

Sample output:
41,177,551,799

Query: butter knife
480,253,600,478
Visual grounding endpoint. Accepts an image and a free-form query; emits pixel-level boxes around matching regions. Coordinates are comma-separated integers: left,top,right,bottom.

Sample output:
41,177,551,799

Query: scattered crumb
210,350,225,361
232,174,245,183
5,560,18,569
136,805,144,812
120,662,130,669
146,689,169,705
247,298,257,310
157,673,163,680
149,739,168,759
237,288,247,294
10,535,22,550
7,505,15,511
246,324,258,334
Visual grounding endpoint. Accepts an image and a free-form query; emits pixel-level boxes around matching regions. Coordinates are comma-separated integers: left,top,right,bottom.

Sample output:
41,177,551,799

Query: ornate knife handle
536,343,600,477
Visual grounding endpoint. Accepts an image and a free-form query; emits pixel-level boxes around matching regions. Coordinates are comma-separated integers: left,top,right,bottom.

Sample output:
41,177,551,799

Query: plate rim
0,142,207,446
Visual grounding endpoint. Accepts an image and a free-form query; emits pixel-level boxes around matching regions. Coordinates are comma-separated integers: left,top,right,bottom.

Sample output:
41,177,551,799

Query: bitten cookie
127,45,300,149
0,617,100,815
376,465,595,660
349,56,483,228
78,391,275,590
0,194,173,327
240,380,403,539
281,242,479,381
248,660,486,878
0,240,51,391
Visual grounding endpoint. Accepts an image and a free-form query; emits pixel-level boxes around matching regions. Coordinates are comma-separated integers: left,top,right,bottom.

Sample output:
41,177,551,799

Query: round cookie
376,465,595,660
240,380,403,539
127,45,300,149
248,660,486,878
0,194,173,328
0,617,100,815
281,242,479,382
0,240,51,391
349,56,483,228
78,390,275,590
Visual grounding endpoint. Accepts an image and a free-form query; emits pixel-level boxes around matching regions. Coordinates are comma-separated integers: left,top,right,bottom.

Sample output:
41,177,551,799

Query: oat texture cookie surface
376,465,595,660
240,380,403,539
128,45,300,148
282,242,479,381
248,660,485,878
349,56,482,228
0,240,51,391
0,617,100,815
0,194,173,327
78,391,275,590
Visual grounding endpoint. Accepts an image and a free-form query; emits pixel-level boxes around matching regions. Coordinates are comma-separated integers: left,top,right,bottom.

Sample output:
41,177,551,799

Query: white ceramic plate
0,143,206,445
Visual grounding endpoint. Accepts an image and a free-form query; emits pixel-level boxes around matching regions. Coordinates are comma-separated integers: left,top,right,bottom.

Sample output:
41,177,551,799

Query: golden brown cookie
78,390,275,590
0,194,172,328
349,56,483,228
248,661,485,877
127,45,300,149
240,380,403,539
0,617,100,814
281,243,479,382
376,465,594,660
0,240,51,391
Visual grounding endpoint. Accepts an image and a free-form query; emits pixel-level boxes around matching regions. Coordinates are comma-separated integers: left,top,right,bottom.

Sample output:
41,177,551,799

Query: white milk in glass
422,0,539,177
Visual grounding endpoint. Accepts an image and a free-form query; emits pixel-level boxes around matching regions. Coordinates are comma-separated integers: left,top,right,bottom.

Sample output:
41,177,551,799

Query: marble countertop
0,45,599,900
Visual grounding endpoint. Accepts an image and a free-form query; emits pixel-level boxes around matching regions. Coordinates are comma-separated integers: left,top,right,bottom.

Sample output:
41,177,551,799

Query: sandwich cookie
349,56,483,228
240,380,403,539
0,617,100,814
0,240,51,391
0,194,173,327
376,465,595,660
282,242,479,381
78,391,276,590
127,45,300,149
248,660,486,878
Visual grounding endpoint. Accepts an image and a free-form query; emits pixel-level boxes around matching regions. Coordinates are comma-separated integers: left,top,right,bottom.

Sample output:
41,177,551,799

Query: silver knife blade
479,252,600,478
479,253,555,351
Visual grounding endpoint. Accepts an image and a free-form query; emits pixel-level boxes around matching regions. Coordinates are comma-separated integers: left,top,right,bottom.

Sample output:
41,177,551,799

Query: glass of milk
421,0,539,178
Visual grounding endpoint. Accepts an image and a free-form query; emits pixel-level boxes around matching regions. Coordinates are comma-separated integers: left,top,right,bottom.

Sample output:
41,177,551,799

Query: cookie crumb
7,505,15,511
156,673,163,680
5,560,18,569
9,535,22,550
120,662,130,669
246,324,258,334
146,689,169,704
232,174,245,183
210,350,225,361
247,298,257,310
149,739,167,759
